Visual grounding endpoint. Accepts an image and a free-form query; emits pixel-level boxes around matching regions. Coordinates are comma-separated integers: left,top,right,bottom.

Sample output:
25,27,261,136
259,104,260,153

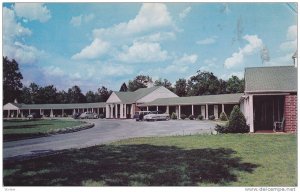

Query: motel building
3,65,297,133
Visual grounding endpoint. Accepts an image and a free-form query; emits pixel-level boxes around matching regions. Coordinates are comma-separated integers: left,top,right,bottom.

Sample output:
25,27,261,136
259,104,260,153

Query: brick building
242,66,297,133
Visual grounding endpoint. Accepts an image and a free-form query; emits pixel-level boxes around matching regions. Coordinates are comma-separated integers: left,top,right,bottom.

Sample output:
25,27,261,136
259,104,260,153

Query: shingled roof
113,86,161,103
4,102,106,110
139,93,243,106
245,66,297,93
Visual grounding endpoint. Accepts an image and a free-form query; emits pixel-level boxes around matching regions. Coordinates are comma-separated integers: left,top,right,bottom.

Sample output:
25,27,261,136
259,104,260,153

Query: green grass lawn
3,119,85,141
3,134,297,186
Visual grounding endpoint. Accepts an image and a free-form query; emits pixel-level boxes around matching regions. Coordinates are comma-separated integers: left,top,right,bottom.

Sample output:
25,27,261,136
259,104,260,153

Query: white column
249,95,254,133
191,105,194,116
130,104,134,118
205,104,208,119
201,105,205,118
29,109,31,114
222,104,225,112
214,105,219,119
106,104,110,118
17,110,20,118
110,104,114,118
50,109,53,118
21,110,24,118
166,106,169,114
73,109,76,115
62,109,64,117
179,105,181,119
97,108,99,114
120,104,124,118
156,106,159,111
115,104,118,118
124,104,127,118
147,106,149,111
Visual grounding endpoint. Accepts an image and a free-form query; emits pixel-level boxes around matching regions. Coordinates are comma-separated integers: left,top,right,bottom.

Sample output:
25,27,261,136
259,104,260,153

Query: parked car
133,111,152,121
27,113,42,120
143,111,170,121
79,112,99,119
72,112,82,119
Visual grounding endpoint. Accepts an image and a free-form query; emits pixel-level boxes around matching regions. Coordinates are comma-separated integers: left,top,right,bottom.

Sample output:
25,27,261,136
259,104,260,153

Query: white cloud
173,54,198,65
4,41,44,64
99,64,133,76
165,54,198,73
136,32,176,43
43,66,65,77
70,14,94,27
221,71,244,80
196,36,218,45
118,41,168,63
93,3,173,39
224,35,263,68
3,7,31,43
280,25,297,53
179,7,191,20
3,6,48,65
72,38,110,60
14,3,51,22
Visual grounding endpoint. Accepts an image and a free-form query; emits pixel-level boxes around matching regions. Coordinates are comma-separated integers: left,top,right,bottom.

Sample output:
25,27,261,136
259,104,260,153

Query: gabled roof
113,86,161,103
139,93,243,106
3,102,106,110
245,66,297,93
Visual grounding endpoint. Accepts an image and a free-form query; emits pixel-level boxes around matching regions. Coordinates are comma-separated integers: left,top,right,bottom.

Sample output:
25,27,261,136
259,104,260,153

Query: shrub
188,115,195,120
219,112,228,121
180,114,187,120
197,114,204,120
215,124,229,133
99,114,105,119
215,105,249,133
171,112,177,120
227,105,249,133
208,115,215,120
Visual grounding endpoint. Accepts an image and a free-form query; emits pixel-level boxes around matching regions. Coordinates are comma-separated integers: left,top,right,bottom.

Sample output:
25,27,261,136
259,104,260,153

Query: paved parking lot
3,119,216,159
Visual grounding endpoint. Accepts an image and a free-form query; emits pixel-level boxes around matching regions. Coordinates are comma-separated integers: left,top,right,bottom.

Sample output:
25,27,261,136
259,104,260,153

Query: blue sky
3,3,297,93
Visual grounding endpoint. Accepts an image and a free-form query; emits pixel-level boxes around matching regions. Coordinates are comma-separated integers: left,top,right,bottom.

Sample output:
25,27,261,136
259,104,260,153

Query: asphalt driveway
3,119,216,159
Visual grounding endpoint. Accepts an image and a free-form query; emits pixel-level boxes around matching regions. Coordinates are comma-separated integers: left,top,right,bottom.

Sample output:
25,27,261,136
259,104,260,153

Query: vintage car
133,111,152,121
143,111,170,121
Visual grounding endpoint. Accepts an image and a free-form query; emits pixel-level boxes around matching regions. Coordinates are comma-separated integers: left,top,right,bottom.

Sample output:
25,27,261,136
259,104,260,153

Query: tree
174,78,188,97
128,75,152,91
86,91,95,103
38,85,58,104
119,82,128,92
226,76,244,93
67,85,86,103
20,86,32,104
3,57,23,104
218,79,227,94
96,86,112,102
154,78,174,92
29,83,41,104
227,105,248,133
188,71,220,95
56,90,68,103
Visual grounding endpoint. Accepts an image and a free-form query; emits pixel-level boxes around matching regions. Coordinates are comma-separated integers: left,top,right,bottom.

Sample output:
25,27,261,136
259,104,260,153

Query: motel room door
254,96,274,131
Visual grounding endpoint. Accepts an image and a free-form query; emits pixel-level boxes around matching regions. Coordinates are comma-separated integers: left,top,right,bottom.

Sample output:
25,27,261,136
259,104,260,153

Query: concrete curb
47,121,95,135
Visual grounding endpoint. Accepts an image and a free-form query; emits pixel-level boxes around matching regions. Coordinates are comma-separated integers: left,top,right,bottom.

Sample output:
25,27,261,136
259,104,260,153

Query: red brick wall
284,95,297,133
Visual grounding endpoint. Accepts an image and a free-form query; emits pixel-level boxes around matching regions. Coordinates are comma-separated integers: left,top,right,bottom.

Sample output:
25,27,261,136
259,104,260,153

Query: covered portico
3,102,106,118
105,103,134,119
138,93,243,119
